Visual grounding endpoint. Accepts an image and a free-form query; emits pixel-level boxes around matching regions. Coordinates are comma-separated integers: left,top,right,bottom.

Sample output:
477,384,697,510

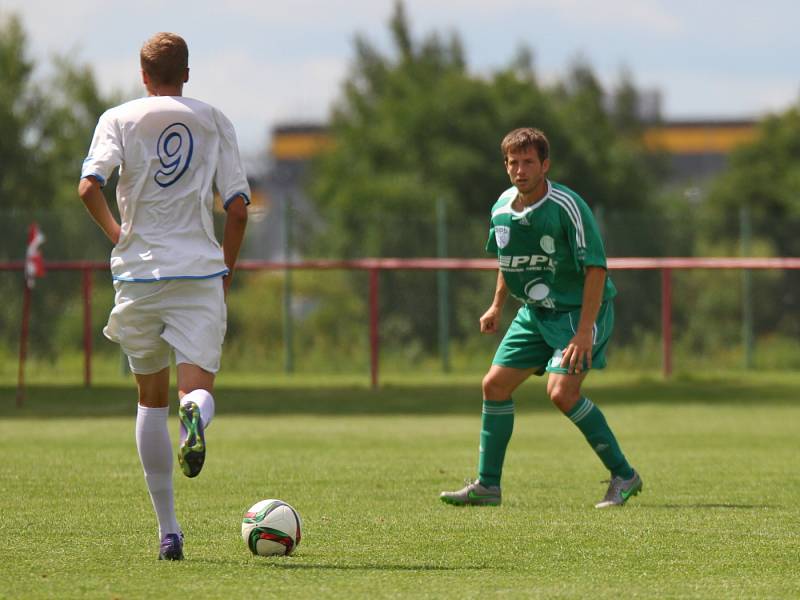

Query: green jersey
486,180,616,311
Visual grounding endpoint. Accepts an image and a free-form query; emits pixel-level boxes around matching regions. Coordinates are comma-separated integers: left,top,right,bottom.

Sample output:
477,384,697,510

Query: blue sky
4,0,799,158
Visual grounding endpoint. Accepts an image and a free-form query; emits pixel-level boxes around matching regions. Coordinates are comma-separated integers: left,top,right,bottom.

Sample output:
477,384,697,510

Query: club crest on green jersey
540,235,555,254
495,225,510,249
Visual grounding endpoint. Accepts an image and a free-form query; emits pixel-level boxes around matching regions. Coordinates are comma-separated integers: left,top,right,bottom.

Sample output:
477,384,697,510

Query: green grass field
1,372,798,599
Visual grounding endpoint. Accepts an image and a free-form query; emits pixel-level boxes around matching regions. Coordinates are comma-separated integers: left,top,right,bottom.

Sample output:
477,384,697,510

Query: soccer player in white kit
78,32,249,560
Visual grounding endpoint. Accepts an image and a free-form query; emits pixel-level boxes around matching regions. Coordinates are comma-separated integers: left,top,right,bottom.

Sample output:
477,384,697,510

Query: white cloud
2,1,91,56
563,0,683,35
639,70,799,119
184,50,348,152
205,0,388,26
403,0,683,36
3,0,800,154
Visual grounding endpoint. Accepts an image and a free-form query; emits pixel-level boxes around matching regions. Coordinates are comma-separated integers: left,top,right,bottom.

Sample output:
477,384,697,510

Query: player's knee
482,373,510,401
549,385,579,413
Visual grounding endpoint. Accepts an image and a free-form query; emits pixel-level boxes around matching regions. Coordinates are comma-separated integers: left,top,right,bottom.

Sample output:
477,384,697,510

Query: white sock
181,389,215,429
136,404,180,539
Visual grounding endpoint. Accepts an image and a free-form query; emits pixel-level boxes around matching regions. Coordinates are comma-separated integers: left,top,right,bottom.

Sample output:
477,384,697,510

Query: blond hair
140,32,188,86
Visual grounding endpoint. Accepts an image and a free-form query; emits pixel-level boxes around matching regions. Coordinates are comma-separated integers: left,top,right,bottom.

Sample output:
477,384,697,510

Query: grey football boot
595,471,643,508
440,479,501,506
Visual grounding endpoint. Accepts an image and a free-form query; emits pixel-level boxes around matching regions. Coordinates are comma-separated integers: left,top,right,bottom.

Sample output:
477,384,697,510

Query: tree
0,13,120,213
0,14,48,206
0,13,121,362
704,108,800,253
0,13,122,265
310,1,665,353
695,107,800,346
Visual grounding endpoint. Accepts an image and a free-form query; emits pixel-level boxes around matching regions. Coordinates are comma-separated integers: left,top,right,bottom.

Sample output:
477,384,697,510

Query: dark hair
501,127,549,162
140,32,188,86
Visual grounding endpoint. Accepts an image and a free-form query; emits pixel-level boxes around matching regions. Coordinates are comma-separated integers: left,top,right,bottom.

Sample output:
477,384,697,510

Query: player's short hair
140,32,188,86
501,128,550,163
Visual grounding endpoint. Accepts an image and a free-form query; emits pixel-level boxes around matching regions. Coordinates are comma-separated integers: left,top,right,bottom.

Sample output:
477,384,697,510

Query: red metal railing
4,257,800,387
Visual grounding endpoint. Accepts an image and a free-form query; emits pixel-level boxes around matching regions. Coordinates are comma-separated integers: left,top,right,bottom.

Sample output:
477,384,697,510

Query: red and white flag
25,223,45,289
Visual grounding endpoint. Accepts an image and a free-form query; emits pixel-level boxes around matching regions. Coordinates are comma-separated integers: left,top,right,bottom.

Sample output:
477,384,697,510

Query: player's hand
560,330,593,374
479,306,501,334
222,272,233,298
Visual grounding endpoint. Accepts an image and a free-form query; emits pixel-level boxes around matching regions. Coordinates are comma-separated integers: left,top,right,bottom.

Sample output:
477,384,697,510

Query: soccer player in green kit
440,127,642,508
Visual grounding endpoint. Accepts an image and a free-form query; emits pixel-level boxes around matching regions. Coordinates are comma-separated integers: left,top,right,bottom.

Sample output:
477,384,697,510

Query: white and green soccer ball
241,499,303,556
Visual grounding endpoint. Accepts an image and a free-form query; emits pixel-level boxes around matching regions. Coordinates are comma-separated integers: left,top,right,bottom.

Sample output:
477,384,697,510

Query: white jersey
81,96,250,282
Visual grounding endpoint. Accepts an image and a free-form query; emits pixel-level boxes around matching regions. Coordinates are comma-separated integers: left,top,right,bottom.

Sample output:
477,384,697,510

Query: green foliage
0,14,48,205
0,13,121,211
0,14,122,362
225,270,369,371
705,108,800,253
310,2,665,352
671,237,782,356
668,107,800,349
312,4,663,257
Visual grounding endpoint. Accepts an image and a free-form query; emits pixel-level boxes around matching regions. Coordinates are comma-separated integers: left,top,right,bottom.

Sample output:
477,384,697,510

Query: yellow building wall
271,132,334,161
642,124,758,154
269,122,760,160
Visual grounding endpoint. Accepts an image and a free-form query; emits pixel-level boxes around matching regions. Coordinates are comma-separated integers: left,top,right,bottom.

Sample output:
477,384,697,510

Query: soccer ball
241,499,302,556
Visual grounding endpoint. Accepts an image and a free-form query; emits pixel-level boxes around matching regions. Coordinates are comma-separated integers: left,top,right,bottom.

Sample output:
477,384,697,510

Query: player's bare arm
78,176,121,245
221,194,248,296
561,266,606,374
480,270,508,334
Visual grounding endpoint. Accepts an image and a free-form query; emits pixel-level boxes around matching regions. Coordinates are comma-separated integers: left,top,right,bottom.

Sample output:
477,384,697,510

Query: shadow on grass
228,561,483,571
2,374,797,419
648,503,774,510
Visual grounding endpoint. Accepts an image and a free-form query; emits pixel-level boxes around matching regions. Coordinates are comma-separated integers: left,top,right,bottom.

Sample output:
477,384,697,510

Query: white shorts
103,277,227,375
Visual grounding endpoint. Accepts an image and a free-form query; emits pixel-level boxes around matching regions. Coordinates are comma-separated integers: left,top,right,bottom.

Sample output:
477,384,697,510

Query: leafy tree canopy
311,1,663,259
704,107,800,254
0,13,120,211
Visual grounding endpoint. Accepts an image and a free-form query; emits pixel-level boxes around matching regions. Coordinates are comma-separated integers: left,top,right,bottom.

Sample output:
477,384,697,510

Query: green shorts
492,301,614,375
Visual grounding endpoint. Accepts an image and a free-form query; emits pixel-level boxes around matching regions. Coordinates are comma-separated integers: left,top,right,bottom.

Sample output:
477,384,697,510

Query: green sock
478,399,514,487
566,397,634,480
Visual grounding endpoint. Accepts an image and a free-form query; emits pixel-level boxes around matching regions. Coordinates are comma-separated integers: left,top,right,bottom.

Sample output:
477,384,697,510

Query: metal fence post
436,197,450,373
82,266,92,387
283,194,294,373
369,267,379,389
16,283,31,407
661,268,672,377
740,207,754,368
